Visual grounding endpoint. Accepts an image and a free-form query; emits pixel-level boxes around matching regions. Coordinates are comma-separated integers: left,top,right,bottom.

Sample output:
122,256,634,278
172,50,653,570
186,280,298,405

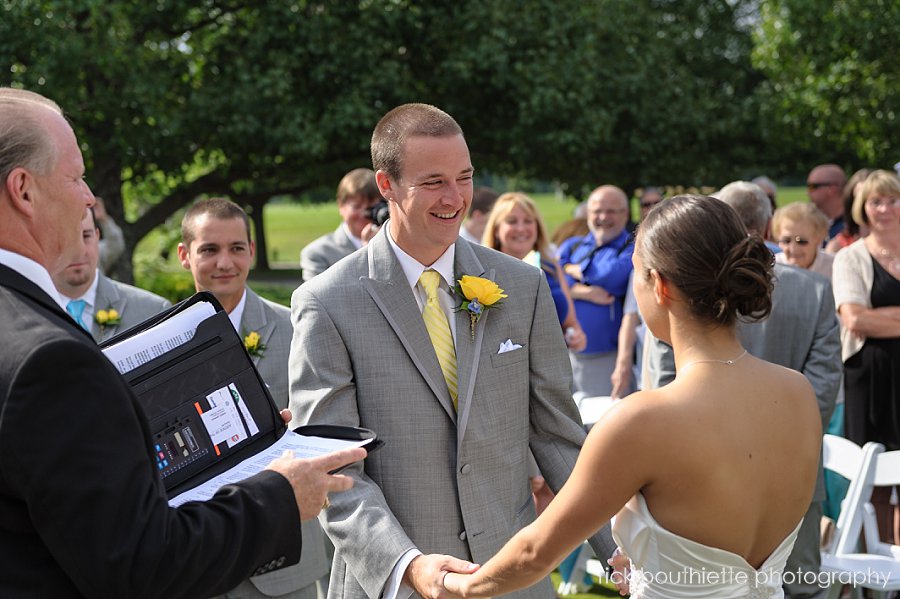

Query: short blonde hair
0,87,63,183
483,192,553,265
852,170,900,226
771,202,829,241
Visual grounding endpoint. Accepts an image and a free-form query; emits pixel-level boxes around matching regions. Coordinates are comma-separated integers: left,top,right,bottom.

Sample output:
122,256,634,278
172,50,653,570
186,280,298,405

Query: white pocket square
498,339,523,354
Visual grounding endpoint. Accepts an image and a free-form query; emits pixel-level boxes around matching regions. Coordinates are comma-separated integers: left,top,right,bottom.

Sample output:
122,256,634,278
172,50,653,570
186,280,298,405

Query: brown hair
636,194,774,327
851,169,900,226
0,87,63,183
182,197,251,247
336,168,380,205
371,103,463,181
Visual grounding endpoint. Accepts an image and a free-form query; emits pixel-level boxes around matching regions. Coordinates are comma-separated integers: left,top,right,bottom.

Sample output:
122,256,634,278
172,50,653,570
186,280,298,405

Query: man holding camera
300,168,385,283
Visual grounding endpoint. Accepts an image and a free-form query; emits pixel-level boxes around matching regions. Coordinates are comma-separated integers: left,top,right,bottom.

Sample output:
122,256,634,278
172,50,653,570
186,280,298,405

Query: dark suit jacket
0,264,302,599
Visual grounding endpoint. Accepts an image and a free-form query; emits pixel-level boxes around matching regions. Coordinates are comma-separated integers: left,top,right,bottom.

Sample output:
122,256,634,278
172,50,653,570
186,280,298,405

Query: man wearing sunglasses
806,164,847,242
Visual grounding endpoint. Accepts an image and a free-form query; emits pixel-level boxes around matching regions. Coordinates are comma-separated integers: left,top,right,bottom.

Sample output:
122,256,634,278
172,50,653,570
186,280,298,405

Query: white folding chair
822,441,900,599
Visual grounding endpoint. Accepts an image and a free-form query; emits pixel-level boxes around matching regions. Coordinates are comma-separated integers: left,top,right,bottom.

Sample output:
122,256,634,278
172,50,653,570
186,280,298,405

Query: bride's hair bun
636,194,774,327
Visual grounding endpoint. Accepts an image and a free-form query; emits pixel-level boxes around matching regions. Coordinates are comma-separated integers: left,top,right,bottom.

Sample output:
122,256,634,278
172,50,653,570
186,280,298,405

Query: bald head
0,88,94,271
586,185,629,244
807,164,846,219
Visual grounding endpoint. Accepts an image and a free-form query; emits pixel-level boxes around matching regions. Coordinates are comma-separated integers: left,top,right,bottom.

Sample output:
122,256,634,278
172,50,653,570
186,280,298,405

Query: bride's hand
442,571,485,599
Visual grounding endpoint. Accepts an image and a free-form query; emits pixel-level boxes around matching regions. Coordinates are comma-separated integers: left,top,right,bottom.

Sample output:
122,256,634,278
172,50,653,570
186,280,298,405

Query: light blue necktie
66,299,89,331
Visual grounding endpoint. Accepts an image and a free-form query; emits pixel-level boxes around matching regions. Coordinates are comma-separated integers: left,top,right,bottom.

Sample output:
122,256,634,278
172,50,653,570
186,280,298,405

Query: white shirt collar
385,229,456,293
227,288,248,333
341,222,364,250
0,249,66,309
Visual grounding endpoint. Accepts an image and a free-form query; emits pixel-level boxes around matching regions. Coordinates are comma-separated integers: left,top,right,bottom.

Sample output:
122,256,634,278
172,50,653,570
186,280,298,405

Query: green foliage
3,0,892,279
752,0,900,171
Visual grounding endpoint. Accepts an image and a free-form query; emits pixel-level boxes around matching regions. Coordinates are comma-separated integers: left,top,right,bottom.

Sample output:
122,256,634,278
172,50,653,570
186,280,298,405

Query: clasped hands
404,554,480,599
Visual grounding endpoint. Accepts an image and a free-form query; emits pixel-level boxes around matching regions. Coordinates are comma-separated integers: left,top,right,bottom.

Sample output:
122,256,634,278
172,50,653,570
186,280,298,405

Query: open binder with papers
101,291,382,506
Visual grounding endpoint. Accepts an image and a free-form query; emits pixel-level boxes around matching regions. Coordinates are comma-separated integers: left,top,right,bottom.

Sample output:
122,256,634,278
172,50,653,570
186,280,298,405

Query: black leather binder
101,291,381,498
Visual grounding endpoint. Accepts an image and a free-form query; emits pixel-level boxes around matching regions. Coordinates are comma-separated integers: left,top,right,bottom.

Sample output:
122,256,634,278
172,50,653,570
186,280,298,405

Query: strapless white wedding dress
611,494,801,599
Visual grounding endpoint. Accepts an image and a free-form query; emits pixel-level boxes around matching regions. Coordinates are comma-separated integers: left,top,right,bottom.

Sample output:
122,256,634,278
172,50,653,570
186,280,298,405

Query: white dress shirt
0,249,65,309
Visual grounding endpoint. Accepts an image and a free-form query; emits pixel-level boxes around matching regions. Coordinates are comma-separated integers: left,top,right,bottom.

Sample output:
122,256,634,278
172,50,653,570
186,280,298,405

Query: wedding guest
444,195,821,598
773,202,834,279
834,169,900,544
825,168,872,254
459,186,499,245
300,168,382,282
752,175,778,214
52,208,170,342
611,188,664,398
558,185,634,397
179,198,332,599
483,192,586,352
289,103,615,599
0,86,363,599
807,164,847,242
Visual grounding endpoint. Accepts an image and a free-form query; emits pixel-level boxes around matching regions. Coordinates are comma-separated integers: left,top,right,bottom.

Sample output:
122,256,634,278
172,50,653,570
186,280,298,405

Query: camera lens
366,200,390,227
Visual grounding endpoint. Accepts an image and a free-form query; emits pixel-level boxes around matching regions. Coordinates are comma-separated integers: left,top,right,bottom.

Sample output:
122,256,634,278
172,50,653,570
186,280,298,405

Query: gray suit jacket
644,263,842,501
300,225,357,283
240,288,330,597
92,274,171,343
289,229,614,599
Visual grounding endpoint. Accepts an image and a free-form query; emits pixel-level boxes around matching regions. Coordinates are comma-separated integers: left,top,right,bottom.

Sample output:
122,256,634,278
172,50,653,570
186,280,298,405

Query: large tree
2,0,766,278
752,0,900,173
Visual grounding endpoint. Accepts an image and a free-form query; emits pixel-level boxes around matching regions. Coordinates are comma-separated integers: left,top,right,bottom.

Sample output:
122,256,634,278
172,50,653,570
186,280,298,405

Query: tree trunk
246,197,270,271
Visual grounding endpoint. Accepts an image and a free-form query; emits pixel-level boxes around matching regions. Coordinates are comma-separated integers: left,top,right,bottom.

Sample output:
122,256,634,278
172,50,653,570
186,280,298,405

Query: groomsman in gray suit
644,181,841,599
290,103,614,599
179,197,329,599
53,209,170,343
300,168,383,283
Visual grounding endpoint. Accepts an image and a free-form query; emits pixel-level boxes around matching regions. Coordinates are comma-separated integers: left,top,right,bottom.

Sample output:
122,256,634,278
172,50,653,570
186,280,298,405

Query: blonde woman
834,169,900,543
483,192,586,352
772,202,834,279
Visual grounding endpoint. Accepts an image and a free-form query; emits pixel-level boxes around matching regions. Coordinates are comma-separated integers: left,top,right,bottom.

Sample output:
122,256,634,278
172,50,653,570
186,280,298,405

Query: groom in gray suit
53,209,171,343
644,181,841,599
179,198,330,599
290,104,614,599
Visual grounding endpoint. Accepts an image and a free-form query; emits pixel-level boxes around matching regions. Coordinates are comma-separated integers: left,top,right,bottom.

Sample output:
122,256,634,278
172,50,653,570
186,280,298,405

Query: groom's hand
404,554,479,599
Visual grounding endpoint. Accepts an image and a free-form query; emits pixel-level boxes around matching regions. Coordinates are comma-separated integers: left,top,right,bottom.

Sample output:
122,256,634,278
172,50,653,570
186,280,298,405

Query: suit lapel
94,275,125,343
452,240,489,451
361,230,457,424
240,289,274,366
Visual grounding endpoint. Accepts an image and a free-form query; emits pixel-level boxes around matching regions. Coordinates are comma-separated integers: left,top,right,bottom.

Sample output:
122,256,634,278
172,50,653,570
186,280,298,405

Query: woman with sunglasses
834,169,900,545
772,202,834,279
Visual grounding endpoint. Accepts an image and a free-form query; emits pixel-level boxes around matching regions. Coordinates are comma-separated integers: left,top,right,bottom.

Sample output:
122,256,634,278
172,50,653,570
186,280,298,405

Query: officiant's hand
266,447,366,521
405,554,479,599
280,409,292,424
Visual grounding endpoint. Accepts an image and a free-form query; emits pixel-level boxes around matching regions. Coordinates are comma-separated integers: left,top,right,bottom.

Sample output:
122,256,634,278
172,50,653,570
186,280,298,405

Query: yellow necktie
419,270,458,409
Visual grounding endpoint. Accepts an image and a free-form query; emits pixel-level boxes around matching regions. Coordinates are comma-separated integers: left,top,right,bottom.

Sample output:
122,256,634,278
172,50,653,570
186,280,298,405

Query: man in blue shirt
558,185,634,397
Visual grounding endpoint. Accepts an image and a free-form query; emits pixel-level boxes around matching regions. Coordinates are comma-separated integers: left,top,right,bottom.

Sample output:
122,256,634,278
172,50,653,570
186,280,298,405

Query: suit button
459,531,467,541
460,463,472,475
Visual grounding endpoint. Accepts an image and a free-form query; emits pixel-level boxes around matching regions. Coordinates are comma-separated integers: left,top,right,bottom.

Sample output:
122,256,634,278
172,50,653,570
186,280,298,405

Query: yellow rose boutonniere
243,330,266,358
453,275,507,339
95,307,122,328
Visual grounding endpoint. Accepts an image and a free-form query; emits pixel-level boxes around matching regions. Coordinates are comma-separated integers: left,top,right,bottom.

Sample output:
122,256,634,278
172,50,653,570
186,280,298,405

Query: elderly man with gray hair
643,181,841,599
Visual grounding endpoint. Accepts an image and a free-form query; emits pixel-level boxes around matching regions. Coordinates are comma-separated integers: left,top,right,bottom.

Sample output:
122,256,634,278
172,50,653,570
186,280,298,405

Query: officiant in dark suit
0,87,363,599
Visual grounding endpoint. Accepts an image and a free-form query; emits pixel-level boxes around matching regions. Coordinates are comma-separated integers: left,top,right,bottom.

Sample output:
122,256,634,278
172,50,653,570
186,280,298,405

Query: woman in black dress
833,169,900,543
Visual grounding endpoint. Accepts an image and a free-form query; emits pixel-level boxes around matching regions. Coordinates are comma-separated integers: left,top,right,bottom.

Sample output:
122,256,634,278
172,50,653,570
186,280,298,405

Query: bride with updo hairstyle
444,195,822,599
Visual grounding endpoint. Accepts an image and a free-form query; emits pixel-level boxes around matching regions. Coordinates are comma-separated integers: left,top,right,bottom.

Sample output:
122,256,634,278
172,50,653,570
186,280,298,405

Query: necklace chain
679,349,748,374
877,247,900,273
